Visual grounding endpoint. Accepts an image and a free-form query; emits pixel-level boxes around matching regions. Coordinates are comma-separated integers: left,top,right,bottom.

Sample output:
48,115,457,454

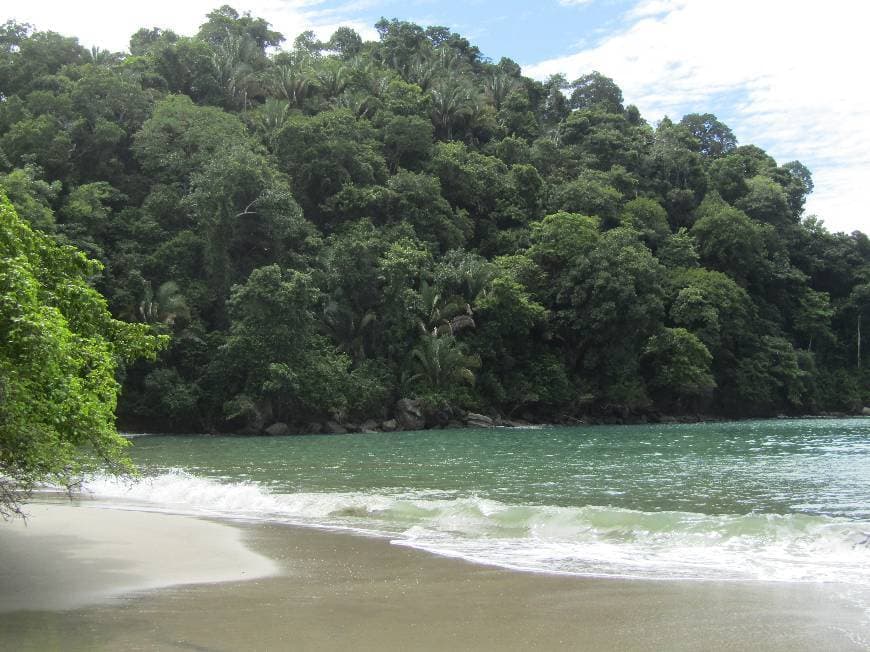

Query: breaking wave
82,469,870,584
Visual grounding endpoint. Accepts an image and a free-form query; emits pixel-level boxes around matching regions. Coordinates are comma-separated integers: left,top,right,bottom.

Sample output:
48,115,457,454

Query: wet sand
1,502,868,651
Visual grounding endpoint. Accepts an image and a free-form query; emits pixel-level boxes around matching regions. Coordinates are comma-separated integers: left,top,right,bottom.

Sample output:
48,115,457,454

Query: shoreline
1,501,868,650
120,412,870,439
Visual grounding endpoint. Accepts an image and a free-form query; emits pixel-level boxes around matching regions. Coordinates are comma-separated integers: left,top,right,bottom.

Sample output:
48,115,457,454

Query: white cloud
7,1,216,51
559,0,595,6
525,0,870,234
625,0,686,20
4,1,379,52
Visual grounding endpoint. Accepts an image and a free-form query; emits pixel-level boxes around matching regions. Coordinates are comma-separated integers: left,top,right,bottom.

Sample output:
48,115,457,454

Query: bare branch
235,199,259,218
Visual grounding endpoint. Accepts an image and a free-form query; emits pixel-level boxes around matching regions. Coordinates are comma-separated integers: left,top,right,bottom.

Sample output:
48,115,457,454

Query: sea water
86,419,870,585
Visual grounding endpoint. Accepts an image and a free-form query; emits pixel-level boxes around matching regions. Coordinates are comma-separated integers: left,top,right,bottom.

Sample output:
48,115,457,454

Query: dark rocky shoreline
123,399,869,437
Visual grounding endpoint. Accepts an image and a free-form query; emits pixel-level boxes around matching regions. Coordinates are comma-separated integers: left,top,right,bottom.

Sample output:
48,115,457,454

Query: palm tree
410,331,479,390
418,279,475,336
429,79,474,140
209,33,258,111
254,98,291,154
405,52,436,92
321,300,378,364
484,71,517,111
316,62,350,105
339,59,392,118
88,46,120,66
447,254,496,304
265,62,318,109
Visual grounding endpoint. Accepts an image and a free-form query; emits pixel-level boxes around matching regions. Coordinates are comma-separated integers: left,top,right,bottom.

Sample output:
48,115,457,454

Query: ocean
84,418,870,587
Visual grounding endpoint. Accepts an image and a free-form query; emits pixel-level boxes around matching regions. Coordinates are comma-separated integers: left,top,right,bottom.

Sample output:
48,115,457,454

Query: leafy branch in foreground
0,195,167,518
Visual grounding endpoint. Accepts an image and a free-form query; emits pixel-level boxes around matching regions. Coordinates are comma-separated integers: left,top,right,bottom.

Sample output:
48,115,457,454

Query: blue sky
5,0,870,234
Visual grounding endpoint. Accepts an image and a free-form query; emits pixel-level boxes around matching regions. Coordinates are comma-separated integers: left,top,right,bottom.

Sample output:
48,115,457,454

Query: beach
1,500,867,651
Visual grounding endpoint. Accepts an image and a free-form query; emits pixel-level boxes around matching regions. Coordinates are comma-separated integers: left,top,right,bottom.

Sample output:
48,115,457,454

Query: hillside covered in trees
1,6,868,433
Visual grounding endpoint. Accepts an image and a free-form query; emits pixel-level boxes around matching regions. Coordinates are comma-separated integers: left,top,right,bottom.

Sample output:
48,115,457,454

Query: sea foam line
80,469,870,585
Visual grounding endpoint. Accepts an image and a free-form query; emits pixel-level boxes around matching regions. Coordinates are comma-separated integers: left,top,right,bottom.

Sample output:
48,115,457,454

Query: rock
425,408,450,429
360,419,380,433
381,419,398,432
304,422,323,434
395,398,425,431
447,419,465,429
862,406,870,416
465,412,494,428
229,399,273,435
264,422,291,436
325,421,348,434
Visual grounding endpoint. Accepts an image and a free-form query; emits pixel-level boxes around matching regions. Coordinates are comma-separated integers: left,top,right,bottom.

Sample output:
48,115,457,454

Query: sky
4,0,869,234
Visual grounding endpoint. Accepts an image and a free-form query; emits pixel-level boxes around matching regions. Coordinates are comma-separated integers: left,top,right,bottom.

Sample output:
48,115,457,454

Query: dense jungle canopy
1,6,868,434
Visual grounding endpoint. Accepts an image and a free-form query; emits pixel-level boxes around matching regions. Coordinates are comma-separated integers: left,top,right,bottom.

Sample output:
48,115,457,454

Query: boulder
381,419,398,432
325,421,348,434
230,399,273,435
244,414,266,435
304,422,323,434
425,408,450,429
360,419,380,433
863,406,870,416
465,412,494,428
395,398,425,431
264,422,291,436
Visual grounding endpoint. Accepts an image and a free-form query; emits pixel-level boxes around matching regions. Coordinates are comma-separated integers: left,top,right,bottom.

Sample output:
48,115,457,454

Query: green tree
409,331,479,401
678,113,736,158
657,228,699,268
642,327,716,408
385,170,470,251
648,117,707,227
567,71,624,113
0,165,60,232
213,265,357,426
383,114,433,172
275,109,387,220
547,175,623,228
326,27,363,59
0,196,165,516
691,195,771,286
619,197,670,249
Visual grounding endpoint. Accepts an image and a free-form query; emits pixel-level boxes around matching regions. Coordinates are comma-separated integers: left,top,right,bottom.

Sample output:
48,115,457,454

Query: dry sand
0,502,277,612
1,501,868,651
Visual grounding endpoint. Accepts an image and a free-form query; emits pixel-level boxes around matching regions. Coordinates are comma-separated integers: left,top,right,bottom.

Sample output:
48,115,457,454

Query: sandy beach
0,502,278,613
1,500,868,651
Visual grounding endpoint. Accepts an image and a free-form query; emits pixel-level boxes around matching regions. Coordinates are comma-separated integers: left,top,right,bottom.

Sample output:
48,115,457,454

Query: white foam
82,470,870,585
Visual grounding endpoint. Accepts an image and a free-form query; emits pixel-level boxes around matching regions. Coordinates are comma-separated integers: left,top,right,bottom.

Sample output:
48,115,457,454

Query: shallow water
90,419,870,585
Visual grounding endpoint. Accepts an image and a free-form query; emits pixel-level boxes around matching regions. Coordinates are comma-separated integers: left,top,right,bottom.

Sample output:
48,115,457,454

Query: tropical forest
2,6,869,435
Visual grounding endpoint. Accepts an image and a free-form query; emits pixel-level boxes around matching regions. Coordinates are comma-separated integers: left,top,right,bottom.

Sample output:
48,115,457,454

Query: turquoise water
86,418,870,583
